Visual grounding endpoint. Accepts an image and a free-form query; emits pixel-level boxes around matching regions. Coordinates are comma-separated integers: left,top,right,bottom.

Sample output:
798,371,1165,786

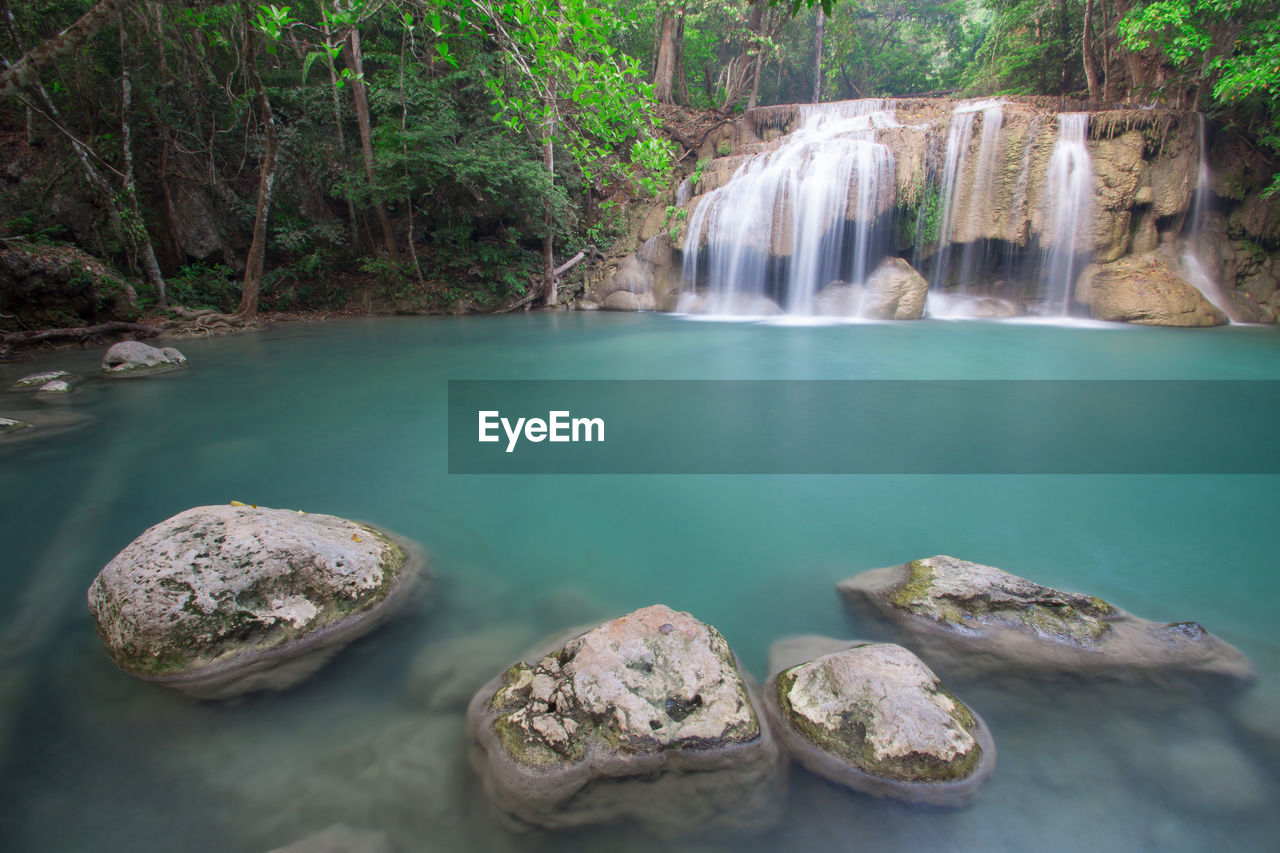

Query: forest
0,0,1276,329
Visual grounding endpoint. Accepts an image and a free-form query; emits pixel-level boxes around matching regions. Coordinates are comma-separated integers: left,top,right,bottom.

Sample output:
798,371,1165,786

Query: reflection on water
0,314,1278,851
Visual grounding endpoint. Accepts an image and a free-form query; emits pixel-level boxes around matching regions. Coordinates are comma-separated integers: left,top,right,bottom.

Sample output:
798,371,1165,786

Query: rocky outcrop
765,637,994,807
590,236,682,312
838,555,1256,683
102,340,188,376
0,242,139,331
1076,252,1228,326
467,604,786,836
10,370,72,389
87,505,424,699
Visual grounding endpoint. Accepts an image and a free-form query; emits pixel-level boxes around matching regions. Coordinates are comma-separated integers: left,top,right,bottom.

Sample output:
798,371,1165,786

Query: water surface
1,313,1277,851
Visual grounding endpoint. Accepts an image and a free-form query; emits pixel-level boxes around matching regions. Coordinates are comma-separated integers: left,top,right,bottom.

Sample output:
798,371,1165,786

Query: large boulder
87,505,424,699
764,637,995,807
838,555,1255,684
861,257,928,320
102,340,188,377
466,604,786,837
1076,252,1228,326
0,242,139,331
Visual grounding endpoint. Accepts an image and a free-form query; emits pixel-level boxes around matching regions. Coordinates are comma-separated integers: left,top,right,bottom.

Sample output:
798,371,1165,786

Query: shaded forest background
0,0,1276,329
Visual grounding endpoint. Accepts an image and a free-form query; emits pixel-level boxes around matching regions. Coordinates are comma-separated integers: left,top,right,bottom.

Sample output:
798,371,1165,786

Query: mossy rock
466,604,787,837
838,555,1256,684
87,504,426,699
764,638,995,807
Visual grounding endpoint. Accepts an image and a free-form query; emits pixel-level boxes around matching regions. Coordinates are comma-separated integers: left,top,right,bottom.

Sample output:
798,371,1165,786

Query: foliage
1120,0,1280,195
167,263,240,313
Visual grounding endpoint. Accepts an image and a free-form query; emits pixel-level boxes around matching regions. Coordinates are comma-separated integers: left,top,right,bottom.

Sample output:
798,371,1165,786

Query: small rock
10,370,72,389
35,379,72,396
102,340,188,377
0,416,33,436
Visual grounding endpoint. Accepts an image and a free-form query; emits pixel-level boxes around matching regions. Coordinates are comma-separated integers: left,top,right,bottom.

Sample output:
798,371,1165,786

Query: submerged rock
838,555,1255,683
102,340,188,377
87,505,424,699
861,257,928,320
765,638,994,806
10,370,72,389
1076,253,1227,326
268,824,392,853
467,604,786,836
812,281,864,317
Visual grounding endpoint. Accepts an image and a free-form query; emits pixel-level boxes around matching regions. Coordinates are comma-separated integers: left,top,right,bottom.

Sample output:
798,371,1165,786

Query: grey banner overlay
447,380,1280,474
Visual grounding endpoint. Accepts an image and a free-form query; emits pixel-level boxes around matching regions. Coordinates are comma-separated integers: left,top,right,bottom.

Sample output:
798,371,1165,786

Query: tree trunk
812,8,824,103
323,19,359,249
347,26,397,257
237,10,278,319
652,6,680,104
746,1,765,109
399,30,424,289
119,17,166,306
1082,0,1101,102
542,109,556,306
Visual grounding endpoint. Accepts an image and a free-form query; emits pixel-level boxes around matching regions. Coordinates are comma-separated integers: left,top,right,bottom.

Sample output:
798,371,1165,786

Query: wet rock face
102,340,188,376
839,555,1256,684
468,604,786,836
766,641,994,806
87,505,420,698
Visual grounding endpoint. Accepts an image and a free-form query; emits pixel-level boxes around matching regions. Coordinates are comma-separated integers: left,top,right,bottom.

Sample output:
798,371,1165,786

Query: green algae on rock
10,370,73,389
839,555,1256,684
87,504,425,699
764,638,995,806
466,604,787,837
0,416,32,435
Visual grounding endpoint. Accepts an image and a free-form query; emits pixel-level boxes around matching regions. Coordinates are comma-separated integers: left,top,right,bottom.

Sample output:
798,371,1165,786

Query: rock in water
36,379,72,396
1076,253,1228,326
838,555,1255,683
765,639,995,806
87,505,424,699
861,257,928,320
10,370,72,389
466,604,786,836
101,340,188,377
0,416,32,436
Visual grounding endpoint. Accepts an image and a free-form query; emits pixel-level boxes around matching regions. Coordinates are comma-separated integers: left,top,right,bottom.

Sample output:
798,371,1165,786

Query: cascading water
1180,114,1240,322
1039,113,1094,314
682,100,896,316
930,100,1004,291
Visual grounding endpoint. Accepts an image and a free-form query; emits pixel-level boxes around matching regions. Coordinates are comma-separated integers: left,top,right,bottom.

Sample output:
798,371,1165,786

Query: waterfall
1181,114,1240,322
1039,113,1094,314
682,99,897,316
930,100,1004,291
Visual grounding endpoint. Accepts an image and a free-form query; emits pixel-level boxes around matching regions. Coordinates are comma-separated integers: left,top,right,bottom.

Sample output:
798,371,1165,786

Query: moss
776,669,982,783
716,140,732,157
889,559,936,610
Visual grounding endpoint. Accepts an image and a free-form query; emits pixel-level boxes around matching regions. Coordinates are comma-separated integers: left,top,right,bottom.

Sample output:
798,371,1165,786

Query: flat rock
10,370,72,389
765,639,994,806
467,604,786,836
838,555,1255,684
102,340,188,377
87,505,425,699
